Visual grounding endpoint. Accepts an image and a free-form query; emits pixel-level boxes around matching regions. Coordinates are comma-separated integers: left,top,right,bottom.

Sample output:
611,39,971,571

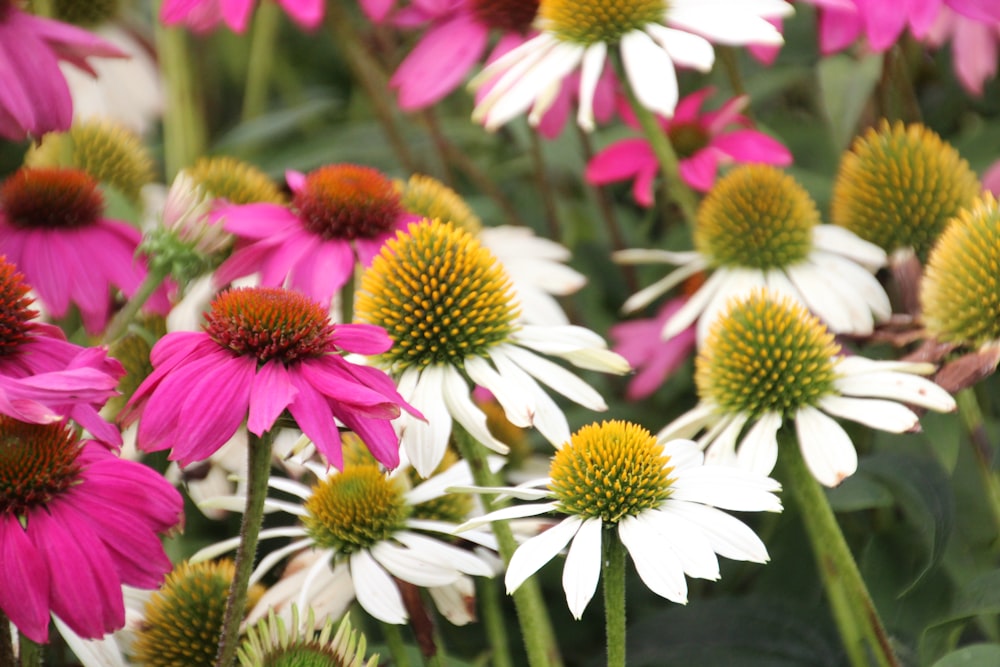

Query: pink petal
948,0,1000,21
711,129,793,165
818,6,863,54
679,150,721,192
247,360,297,435
330,323,393,354
219,203,300,239
277,0,325,29
333,406,401,469
287,236,355,304
673,87,714,124
585,139,655,184
287,373,343,468
0,514,50,643
221,0,255,32
856,0,908,50
298,360,405,415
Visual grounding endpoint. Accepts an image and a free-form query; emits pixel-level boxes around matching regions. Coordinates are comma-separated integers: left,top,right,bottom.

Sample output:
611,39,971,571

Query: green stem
154,14,207,179
241,0,282,122
620,78,699,228
381,622,413,667
956,388,1000,550
103,266,170,345
453,427,563,667
214,430,275,667
17,633,40,667
418,109,456,187
0,613,14,667
778,430,900,667
31,0,54,16
602,528,627,667
529,131,562,242
478,577,514,667
877,43,922,124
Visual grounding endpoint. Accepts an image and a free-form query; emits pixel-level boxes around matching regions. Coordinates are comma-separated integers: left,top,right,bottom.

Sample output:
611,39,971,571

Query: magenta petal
330,323,393,354
160,0,204,24
390,14,489,110
287,237,355,304
214,242,276,288
297,361,403,415
948,0,1000,21
712,129,793,165
260,231,318,289
359,0,396,21
0,514,50,643
278,0,325,28
79,452,184,531
221,0,255,32
220,203,300,239
333,406,401,469
585,139,654,184
287,374,343,469
818,7,863,54
679,150,721,192
673,87,714,124
247,360,297,435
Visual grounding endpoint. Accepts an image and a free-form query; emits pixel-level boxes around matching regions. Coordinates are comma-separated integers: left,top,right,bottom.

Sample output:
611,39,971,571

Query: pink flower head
585,88,793,205
0,1,124,141
812,0,942,53
924,6,1000,95
121,286,420,469
0,167,171,335
610,296,697,400
0,417,182,643
214,164,417,307
0,256,125,446
160,0,324,33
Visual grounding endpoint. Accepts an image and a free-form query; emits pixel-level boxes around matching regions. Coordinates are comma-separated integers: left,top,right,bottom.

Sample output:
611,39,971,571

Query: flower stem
778,430,900,667
380,622,412,667
241,0,282,122
17,633,40,667
214,430,275,667
453,426,563,667
103,266,170,345
529,131,562,242
956,388,1000,551
0,613,13,667
155,11,207,179
602,527,627,667
478,577,515,667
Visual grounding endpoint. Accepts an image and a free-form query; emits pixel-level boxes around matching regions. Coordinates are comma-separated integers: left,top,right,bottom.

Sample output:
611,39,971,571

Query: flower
923,6,1000,96
0,256,124,446
398,174,587,326
659,291,957,486
186,155,286,206
121,286,418,469
160,0,324,33
0,417,183,643
831,120,981,261
214,165,417,307
617,164,891,344
239,607,377,667
585,88,793,201
0,0,124,141
192,452,499,625
0,167,170,334
456,420,782,618
469,0,792,131
355,219,629,477
610,296,696,400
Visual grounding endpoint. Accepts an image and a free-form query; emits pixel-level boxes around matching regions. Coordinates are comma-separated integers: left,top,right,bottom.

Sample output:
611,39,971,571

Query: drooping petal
618,514,688,603
505,516,581,593
794,406,859,487
350,550,407,624
562,517,603,619
0,514,50,643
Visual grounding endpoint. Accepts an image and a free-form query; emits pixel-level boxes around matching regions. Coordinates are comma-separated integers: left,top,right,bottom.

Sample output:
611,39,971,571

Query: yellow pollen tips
540,0,665,44
397,174,483,234
921,194,1000,348
831,120,980,259
549,420,673,523
697,289,839,418
303,465,410,553
695,165,818,270
355,219,519,373
187,156,286,205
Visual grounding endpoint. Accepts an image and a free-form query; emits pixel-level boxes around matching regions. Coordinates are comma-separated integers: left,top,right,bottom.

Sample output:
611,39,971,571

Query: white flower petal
812,225,887,271
576,41,607,131
810,251,892,322
54,616,127,667
660,438,705,472
818,395,919,433
395,531,496,577
735,411,782,476
703,411,749,467
621,29,679,117
658,403,718,441
784,263,863,334
670,464,783,512
428,577,476,626
372,541,463,586
465,355,533,428
696,268,768,344
407,456,504,505
250,538,314,586
642,509,720,580
351,550,408,624
400,365,454,477
506,515,582,594
455,501,559,533
498,344,608,410
795,405,858,487
618,514,688,603
487,349,572,446
662,500,770,563
645,24,715,71
441,364,511,455
834,367,956,413
562,517,603,619
661,269,730,339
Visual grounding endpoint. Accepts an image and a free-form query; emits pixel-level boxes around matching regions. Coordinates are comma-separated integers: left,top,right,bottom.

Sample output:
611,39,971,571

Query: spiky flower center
669,123,709,159
540,0,665,44
355,219,519,373
549,420,673,523
204,287,336,364
696,290,839,418
304,465,411,553
831,120,981,260
1,168,104,229
294,165,403,241
188,156,286,205
695,165,818,270
0,418,82,517
398,174,483,234
132,560,263,667
471,0,539,33
25,119,154,204
239,609,375,667
0,258,37,356
921,194,1000,347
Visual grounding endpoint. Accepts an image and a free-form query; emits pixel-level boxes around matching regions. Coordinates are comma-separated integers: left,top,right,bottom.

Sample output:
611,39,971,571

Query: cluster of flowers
2,0,1000,665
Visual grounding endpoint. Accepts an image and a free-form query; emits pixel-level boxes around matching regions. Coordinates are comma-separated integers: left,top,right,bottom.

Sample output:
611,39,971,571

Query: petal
617,514,688,603
0,514,50,643
350,550,407,624
621,30,679,118
505,516,581,593
818,395,920,433
562,518,603,619
247,360,297,435
795,406,858,487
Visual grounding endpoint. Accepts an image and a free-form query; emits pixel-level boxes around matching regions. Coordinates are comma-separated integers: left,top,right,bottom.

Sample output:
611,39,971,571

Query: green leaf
931,644,1000,667
817,53,882,151
920,570,1000,663
826,471,894,512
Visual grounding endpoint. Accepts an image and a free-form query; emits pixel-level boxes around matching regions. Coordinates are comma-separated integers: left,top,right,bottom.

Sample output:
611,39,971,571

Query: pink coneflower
214,165,417,307
0,256,124,446
585,88,792,204
121,286,419,469
0,167,170,335
160,0,324,33
924,6,1000,95
610,296,696,400
0,417,182,643
0,0,123,141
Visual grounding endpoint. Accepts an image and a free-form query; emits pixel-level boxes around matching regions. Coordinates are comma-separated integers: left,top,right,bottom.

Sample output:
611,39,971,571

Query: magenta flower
0,0,123,141
924,6,1000,95
610,297,697,400
214,164,417,306
0,167,170,335
160,0,324,33
0,418,182,643
984,158,1000,195
121,286,419,469
585,88,793,205
0,256,124,446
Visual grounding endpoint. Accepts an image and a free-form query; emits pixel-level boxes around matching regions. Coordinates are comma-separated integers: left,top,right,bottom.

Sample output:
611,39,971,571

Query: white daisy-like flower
397,173,586,327
659,290,957,487
617,165,892,344
355,219,629,477
470,0,792,131
192,448,502,625
455,420,782,619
